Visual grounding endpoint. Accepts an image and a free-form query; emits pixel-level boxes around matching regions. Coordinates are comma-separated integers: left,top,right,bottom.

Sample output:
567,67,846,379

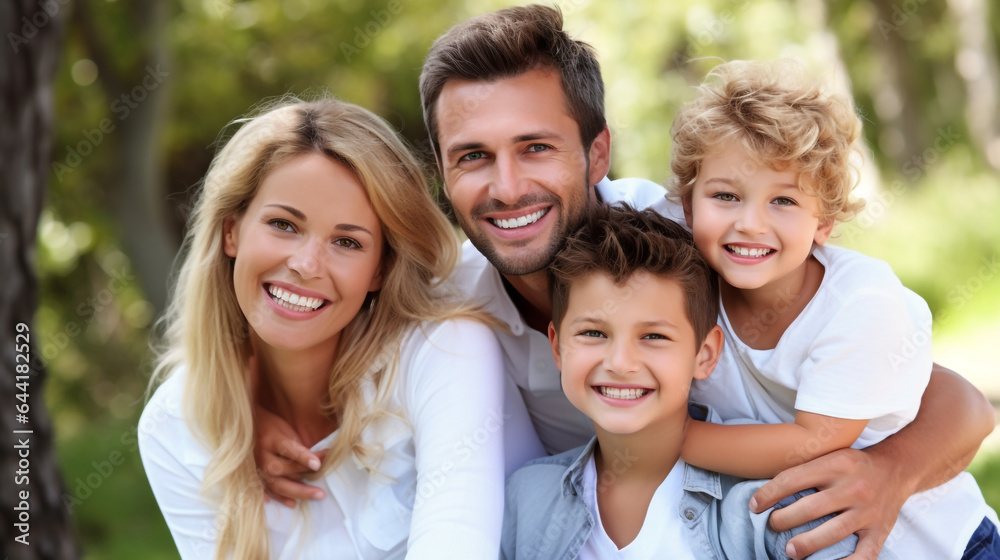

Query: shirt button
684,509,696,520
535,360,547,370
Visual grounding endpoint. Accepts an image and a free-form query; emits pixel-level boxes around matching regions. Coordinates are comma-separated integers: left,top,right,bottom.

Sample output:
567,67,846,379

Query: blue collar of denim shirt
559,403,724,501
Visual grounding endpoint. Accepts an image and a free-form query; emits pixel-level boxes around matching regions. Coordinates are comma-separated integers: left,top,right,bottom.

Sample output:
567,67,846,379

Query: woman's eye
713,192,737,202
334,238,361,249
270,219,295,232
773,197,796,206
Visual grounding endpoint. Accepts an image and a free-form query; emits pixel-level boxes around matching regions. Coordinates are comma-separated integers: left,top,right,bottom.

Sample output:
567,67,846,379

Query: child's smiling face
684,142,833,294
549,271,719,437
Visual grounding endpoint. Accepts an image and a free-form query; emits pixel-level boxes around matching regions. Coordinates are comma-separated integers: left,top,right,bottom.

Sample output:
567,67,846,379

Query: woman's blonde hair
668,59,866,225
152,97,479,559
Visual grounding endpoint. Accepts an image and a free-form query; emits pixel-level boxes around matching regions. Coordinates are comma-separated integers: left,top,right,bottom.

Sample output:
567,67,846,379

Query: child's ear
814,219,834,246
682,195,694,229
693,325,723,381
547,321,562,371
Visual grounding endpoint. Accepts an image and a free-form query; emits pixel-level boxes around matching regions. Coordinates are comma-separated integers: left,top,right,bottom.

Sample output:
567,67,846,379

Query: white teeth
727,245,773,258
266,285,324,311
599,387,649,400
492,209,546,230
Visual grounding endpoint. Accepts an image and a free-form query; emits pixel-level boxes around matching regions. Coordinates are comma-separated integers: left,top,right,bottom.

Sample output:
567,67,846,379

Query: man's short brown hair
419,4,606,164
550,204,720,346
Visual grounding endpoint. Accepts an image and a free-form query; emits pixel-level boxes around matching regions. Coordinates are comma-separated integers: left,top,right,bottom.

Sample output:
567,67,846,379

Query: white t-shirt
139,319,523,560
689,244,998,559
578,455,695,560
448,176,680,455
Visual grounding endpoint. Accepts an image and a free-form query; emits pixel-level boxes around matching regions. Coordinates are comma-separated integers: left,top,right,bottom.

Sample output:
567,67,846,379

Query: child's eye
269,219,295,233
713,192,738,202
642,333,668,340
334,238,361,249
773,197,796,206
577,330,605,338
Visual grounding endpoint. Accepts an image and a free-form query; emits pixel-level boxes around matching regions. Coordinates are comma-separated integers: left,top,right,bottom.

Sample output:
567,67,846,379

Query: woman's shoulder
140,370,186,425
138,369,209,463
400,318,499,356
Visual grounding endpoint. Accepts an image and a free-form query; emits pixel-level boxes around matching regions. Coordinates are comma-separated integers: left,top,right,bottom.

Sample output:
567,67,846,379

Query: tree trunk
1,1,79,559
947,0,1000,170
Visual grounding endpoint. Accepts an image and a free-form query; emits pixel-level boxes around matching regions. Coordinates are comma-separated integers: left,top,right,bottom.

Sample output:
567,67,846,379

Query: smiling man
418,5,995,559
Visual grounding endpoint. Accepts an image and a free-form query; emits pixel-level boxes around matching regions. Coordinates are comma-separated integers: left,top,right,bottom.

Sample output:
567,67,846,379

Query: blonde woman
139,98,528,559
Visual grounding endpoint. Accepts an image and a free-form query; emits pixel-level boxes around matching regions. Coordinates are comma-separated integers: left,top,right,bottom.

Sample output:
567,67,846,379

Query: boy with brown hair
501,203,854,559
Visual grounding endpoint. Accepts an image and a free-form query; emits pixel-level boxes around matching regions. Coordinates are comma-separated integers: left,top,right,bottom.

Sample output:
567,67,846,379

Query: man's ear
548,321,562,371
693,325,723,381
587,126,612,186
814,219,834,246
223,217,239,258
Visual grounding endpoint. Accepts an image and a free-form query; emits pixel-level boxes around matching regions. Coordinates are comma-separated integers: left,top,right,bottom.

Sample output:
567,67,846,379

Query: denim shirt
500,404,861,560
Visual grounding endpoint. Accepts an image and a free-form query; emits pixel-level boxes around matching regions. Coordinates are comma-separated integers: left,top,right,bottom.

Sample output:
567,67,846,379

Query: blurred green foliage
40,0,1000,557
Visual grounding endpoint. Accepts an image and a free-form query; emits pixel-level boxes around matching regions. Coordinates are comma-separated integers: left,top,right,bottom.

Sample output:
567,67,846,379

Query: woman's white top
139,319,510,559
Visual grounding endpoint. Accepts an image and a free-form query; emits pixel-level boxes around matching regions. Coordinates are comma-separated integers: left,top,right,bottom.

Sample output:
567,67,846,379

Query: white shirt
448,176,681,455
578,454,695,560
139,319,518,559
689,244,998,559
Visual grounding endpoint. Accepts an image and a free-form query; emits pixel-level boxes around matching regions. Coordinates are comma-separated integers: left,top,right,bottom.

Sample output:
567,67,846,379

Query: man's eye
773,197,796,206
527,144,550,153
713,192,738,202
459,151,485,162
269,219,295,232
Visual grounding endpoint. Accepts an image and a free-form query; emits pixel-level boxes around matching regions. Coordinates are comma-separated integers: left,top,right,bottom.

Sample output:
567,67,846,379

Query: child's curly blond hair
668,59,866,225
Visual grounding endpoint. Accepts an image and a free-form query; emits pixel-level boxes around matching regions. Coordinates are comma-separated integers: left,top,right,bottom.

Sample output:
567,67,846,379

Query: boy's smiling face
684,142,833,293
548,271,720,437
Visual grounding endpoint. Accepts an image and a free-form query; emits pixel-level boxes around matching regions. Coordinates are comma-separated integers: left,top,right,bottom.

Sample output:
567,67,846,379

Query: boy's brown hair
550,203,719,346
669,59,866,225
419,4,606,165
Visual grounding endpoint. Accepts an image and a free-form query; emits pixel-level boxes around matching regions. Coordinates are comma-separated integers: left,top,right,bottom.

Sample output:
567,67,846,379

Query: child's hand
249,354,326,507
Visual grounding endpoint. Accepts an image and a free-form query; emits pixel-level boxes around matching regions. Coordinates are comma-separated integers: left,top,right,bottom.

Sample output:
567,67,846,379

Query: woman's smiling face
224,152,384,353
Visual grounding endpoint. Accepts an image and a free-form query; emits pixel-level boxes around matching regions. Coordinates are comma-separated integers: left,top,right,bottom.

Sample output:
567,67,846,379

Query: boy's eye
713,192,738,202
773,196,796,206
642,333,668,340
334,238,361,249
577,329,605,338
269,219,295,232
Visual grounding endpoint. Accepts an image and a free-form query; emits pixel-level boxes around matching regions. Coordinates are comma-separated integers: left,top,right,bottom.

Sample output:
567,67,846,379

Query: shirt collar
557,404,726,501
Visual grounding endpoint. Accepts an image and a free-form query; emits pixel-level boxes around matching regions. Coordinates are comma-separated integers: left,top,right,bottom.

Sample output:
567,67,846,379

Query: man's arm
750,364,996,560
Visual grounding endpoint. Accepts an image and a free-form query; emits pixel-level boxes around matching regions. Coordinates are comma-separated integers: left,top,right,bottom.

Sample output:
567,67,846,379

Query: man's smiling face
435,68,609,276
